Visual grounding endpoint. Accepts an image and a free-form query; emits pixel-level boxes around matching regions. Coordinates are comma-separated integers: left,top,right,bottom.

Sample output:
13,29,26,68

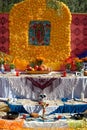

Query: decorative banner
0,13,9,54
71,13,87,57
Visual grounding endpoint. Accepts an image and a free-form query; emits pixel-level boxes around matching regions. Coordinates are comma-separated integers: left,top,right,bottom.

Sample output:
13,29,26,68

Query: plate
25,71,49,74
2,111,19,120
71,113,84,120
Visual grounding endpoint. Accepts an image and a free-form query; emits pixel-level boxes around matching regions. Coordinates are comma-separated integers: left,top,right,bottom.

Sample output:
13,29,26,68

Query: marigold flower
9,0,71,70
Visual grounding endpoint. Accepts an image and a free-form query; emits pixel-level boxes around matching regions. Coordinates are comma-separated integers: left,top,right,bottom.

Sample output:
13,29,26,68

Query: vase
0,64,5,73
11,68,15,73
66,69,71,73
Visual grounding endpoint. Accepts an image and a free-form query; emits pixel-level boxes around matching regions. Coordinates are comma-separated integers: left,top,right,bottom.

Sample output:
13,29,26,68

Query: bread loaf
30,112,39,118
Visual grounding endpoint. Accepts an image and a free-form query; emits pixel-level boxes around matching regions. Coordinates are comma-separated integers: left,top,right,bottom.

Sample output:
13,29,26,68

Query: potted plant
10,63,15,73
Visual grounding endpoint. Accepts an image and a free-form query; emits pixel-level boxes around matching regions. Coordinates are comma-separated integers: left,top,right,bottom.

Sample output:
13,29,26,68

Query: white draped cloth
24,119,68,128
0,73,87,100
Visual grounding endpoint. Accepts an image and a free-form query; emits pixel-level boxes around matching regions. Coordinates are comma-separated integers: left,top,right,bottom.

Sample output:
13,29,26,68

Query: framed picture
29,21,51,46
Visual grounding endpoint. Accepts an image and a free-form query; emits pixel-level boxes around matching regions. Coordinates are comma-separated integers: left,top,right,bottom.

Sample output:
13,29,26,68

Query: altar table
7,99,87,114
0,73,87,100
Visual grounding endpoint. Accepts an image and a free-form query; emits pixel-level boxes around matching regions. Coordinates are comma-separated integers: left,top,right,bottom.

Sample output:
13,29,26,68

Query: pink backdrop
71,13,87,57
0,13,9,54
0,13,87,56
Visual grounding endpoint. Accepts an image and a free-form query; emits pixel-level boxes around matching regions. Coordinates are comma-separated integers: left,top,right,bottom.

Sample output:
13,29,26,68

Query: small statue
38,93,49,120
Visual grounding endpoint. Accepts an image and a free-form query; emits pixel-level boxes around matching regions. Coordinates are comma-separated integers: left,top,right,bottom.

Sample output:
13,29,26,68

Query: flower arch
9,0,72,70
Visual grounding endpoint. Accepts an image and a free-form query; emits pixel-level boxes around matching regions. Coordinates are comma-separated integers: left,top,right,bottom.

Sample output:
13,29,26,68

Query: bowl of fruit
26,64,51,74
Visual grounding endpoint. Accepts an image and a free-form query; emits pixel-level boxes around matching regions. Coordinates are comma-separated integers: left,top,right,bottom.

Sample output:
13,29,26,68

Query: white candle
81,92,84,101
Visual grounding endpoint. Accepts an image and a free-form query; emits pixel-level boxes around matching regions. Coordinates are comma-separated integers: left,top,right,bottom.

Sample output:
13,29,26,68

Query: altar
0,0,87,129
0,72,87,100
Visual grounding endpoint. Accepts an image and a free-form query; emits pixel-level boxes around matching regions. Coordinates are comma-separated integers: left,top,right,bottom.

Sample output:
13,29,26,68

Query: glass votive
16,71,19,76
63,71,66,77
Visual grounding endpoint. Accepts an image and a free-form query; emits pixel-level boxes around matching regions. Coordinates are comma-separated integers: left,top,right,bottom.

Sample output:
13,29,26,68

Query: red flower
65,56,83,71
65,56,74,64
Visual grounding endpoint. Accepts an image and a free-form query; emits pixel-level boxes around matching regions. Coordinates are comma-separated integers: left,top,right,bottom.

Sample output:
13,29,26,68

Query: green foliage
0,0,24,13
0,0,87,13
0,58,5,65
59,0,87,13
10,63,15,69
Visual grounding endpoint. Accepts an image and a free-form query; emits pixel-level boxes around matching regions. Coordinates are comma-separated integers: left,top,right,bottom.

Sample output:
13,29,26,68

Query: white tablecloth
0,73,87,100
24,119,68,128
24,118,85,129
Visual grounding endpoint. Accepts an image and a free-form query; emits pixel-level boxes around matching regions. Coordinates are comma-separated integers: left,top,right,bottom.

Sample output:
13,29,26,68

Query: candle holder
38,101,49,120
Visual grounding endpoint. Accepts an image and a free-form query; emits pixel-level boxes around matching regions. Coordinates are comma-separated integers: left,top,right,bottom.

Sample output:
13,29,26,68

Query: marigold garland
9,0,72,70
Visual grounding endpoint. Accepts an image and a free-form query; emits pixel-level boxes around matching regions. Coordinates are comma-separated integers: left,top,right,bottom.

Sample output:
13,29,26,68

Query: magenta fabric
0,13,9,54
71,14,87,57
25,77,58,90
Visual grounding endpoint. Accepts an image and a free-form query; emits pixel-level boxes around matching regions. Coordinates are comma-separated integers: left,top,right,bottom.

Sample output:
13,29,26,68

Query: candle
71,87,74,99
16,71,19,76
81,92,84,101
63,71,66,77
